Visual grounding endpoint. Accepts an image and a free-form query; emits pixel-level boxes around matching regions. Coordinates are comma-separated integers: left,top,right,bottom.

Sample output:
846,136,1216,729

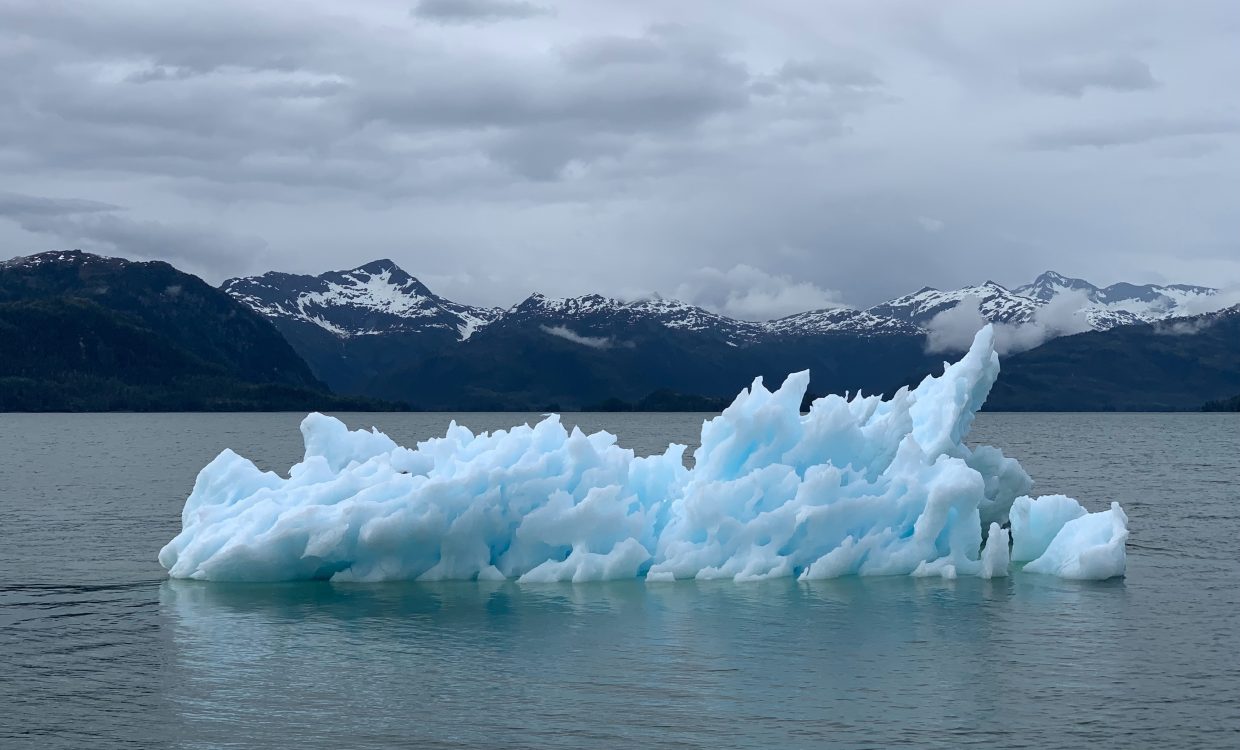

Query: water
2,412,1238,749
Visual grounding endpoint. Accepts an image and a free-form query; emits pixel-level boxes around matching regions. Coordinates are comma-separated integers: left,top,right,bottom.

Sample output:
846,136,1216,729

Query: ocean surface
2,411,1238,749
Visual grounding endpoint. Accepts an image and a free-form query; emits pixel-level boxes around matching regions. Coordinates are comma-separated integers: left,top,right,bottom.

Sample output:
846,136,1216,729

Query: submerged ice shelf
159,327,1128,583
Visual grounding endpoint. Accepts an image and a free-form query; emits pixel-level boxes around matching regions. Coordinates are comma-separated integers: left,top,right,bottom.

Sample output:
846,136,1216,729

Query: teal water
2,412,1238,748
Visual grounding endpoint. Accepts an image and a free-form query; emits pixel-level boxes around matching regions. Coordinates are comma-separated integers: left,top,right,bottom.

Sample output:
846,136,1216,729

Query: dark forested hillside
1202,394,1240,412
360,301,939,410
988,307,1240,411
0,251,395,411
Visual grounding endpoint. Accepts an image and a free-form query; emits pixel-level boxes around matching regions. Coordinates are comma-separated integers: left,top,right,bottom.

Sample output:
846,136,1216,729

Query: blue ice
159,327,1127,582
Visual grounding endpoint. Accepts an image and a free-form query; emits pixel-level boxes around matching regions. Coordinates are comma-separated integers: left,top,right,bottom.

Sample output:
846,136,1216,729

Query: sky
0,0,1237,319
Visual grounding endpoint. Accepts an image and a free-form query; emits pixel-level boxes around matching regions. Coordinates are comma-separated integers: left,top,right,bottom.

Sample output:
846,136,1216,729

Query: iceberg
159,326,1127,583
1021,501,1129,580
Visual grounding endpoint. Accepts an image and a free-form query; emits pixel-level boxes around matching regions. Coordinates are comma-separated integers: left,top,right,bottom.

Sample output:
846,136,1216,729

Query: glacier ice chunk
1009,494,1089,563
1023,502,1129,580
158,326,1127,583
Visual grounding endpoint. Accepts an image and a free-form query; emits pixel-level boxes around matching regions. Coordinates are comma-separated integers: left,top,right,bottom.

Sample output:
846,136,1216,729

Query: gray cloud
0,2,326,75
0,192,119,217
1155,317,1214,336
0,191,266,278
0,0,1237,307
1176,285,1240,317
1019,55,1156,98
774,59,882,89
1026,117,1240,150
412,0,550,24
672,265,844,321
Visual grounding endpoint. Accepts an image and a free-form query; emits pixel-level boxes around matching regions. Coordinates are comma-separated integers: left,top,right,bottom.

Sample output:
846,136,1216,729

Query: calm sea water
2,412,1238,749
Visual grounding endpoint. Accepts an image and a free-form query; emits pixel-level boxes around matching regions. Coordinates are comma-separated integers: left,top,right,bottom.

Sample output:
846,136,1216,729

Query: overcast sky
1,0,1237,318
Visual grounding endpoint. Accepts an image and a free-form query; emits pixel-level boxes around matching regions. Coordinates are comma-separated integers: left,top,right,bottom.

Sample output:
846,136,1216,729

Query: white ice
1009,494,1089,563
159,326,1127,583
1020,501,1129,580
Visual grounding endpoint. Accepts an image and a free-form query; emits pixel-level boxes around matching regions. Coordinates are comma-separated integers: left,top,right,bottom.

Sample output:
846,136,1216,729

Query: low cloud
0,191,119,216
412,0,550,24
772,59,882,89
1172,286,1240,317
672,264,844,321
1151,285,1240,335
1019,55,1156,98
1025,117,1240,150
925,291,1093,355
540,324,612,348
1155,318,1214,336
0,190,266,278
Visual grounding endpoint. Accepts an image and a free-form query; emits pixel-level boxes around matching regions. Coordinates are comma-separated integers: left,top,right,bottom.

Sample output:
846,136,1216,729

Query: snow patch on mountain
2,249,113,269
222,260,501,340
765,307,923,337
1015,271,1217,329
873,272,1221,351
867,282,1042,327
510,292,768,345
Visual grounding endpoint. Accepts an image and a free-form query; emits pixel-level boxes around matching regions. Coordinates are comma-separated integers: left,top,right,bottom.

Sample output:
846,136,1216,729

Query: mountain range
219,259,1227,408
224,263,1218,345
3,249,1237,411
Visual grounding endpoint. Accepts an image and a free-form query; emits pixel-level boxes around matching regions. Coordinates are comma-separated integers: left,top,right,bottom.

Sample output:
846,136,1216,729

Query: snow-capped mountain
221,260,500,340
223,261,1222,347
1013,271,1099,303
505,292,768,345
865,281,1043,327
765,307,923,336
1013,271,1216,329
841,271,1217,335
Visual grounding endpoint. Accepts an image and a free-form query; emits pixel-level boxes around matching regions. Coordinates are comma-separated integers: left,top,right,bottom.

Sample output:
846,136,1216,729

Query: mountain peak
223,261,498,339
336,259,426,292
5,248,100,268
1029,270,1091,285
1015,270,1098,303
513,292,626,315
350,258,402,275
2,249,183,278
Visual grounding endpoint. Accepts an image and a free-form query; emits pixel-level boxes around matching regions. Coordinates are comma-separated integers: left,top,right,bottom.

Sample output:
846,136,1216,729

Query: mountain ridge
222,260,501,340
216,258,1233,411
223,261,1222,345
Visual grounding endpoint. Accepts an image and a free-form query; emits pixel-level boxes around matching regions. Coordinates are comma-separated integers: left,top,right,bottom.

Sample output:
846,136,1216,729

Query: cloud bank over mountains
925,291,1094,354
0,0,1236,307
672,265,844,322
